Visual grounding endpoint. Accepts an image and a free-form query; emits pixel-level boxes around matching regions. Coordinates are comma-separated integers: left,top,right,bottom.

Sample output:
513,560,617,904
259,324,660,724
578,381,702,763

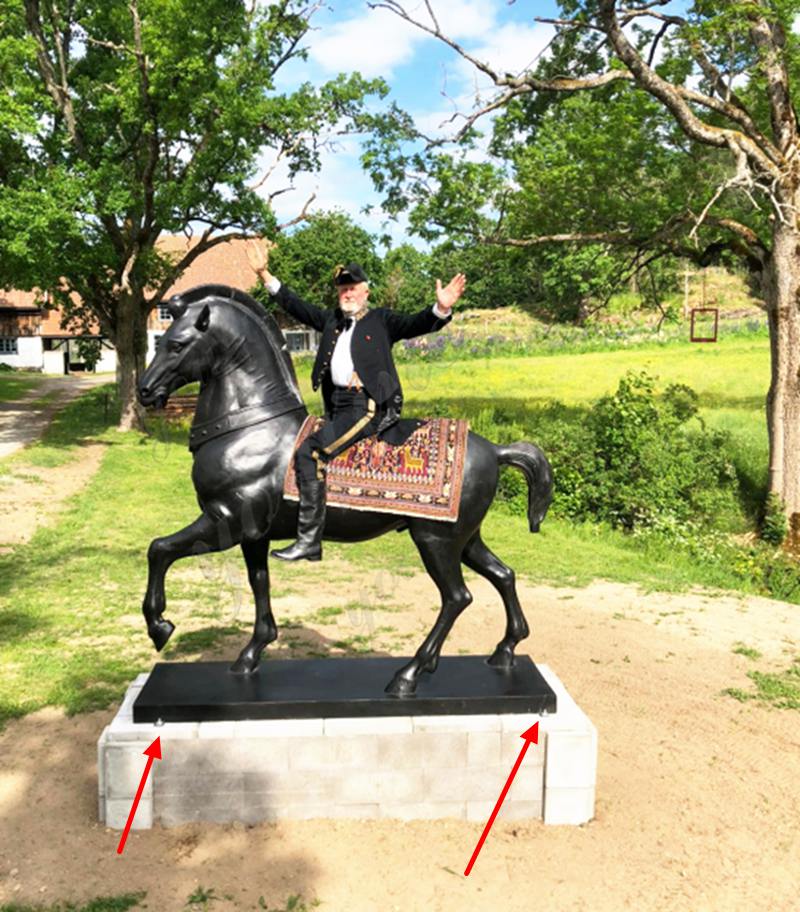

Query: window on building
0,337,18,355
285,331,310,352
158,305,173,322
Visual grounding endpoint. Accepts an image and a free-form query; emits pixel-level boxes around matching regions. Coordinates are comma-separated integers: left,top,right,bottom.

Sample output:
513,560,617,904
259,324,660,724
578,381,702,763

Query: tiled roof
150,235,260,328
40,289,102,335
159,235,257,295
3,235,307,336
0,289,41,311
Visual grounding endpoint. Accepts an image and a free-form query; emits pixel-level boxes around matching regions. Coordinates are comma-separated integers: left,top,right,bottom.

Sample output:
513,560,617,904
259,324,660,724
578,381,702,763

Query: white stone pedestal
98,664,596,829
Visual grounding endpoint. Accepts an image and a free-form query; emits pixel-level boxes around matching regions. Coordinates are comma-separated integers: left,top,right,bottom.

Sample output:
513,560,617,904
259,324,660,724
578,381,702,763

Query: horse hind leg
462,532,529,668
230,536,278,674
385,531,474,698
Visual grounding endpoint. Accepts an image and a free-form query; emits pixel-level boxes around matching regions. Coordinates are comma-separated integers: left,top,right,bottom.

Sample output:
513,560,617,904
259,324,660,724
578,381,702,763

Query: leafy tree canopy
0,0,386,426
266,210,384,309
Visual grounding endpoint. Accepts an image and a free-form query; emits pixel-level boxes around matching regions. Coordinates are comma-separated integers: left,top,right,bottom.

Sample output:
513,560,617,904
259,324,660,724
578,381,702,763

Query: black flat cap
333,262,368,285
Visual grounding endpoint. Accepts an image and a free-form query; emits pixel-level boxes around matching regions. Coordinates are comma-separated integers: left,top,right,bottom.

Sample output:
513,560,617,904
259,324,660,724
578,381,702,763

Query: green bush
542,371,739,532
761,492,788,545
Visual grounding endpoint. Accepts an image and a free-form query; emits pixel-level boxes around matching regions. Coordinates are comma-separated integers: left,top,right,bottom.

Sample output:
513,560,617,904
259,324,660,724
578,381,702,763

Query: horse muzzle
138,382,169,409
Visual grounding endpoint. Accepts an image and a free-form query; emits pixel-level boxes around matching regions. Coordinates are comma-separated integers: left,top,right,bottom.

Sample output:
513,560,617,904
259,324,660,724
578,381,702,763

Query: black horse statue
138,284,553,697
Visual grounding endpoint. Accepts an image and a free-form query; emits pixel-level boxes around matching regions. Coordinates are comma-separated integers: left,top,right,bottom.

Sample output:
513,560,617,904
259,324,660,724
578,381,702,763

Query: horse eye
167,340,184,354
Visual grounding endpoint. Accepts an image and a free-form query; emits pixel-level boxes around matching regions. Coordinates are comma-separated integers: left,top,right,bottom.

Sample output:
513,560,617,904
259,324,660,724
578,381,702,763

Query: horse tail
495,442,554,533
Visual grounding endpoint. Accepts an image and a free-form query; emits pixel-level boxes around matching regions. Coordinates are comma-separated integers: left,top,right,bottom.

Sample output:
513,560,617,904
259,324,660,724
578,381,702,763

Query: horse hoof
487,648,515,669
149,619,175,652
230,653,259,675
385,674,417,698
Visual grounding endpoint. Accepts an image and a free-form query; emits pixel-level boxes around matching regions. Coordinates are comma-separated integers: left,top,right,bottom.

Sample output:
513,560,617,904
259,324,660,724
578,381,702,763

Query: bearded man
248,241,466,561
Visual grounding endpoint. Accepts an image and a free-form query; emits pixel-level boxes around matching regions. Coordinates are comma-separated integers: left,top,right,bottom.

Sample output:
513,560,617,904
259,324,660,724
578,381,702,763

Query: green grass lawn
295,333,768,421
0,334,781,726
0,372,46,401
299,333,770,517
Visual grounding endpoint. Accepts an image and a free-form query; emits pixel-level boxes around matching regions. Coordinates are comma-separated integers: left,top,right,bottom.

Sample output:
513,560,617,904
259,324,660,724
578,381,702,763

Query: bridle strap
189,396,306,452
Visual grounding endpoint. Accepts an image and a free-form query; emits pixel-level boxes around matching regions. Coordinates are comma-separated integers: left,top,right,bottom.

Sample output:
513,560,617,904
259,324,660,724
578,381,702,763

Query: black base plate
132,656,557,723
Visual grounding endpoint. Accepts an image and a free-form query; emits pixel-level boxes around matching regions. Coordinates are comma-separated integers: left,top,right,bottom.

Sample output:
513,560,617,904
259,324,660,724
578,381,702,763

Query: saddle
283,415,469,521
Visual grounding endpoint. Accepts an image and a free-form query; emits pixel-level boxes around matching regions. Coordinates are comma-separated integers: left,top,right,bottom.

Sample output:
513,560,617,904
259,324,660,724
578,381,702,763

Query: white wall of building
42,349,66,374
41,339,118,375
95,346,117,373
0,336,43,369
146,330,163,366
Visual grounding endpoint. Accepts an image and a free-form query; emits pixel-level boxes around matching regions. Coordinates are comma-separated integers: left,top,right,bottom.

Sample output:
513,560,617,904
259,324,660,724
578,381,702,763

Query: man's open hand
246,239,274,284
435,273,466,313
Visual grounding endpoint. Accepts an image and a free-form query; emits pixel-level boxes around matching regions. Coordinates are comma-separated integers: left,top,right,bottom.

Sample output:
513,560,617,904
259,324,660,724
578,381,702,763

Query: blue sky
264,0,562,246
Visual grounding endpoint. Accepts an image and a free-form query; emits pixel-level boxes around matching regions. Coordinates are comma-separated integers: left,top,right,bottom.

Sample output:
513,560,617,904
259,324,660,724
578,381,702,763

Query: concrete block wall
98,665,596,828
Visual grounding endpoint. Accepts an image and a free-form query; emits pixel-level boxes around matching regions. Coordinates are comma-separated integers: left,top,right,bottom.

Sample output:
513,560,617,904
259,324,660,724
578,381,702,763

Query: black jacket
273,284,452,420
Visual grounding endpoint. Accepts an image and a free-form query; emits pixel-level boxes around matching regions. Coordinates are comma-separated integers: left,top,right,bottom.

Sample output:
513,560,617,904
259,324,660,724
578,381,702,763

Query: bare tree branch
646,20,670,68
479,208,769,274
148,230,255,306
597,0,783,180
24,0,127,255
24,0,81,149
377,0,783,180
129,0,159,242
83,34,136,54
480,230,635,247
276,193,316,230
749,6,797,153
689,146,753,242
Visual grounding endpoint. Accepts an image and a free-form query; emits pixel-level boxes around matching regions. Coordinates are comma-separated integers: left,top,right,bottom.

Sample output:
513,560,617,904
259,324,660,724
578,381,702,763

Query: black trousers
296,388,382,483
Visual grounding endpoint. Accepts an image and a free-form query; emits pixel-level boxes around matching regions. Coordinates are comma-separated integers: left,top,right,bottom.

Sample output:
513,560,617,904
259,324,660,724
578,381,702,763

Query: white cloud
254,133,415,245
308,0,502,80
308,4,423,79
453,21,555,90
264,3,553,245
429,0,497,40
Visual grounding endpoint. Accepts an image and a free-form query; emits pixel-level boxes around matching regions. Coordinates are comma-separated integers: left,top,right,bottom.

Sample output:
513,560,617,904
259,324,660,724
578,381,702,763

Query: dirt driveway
0,380,797,911
0,373,111,550
0,570,798,911
0,373,110,459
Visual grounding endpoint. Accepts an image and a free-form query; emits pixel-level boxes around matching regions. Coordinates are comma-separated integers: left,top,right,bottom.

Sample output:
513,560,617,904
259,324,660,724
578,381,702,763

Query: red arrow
116,737,162,855
464,722,539,876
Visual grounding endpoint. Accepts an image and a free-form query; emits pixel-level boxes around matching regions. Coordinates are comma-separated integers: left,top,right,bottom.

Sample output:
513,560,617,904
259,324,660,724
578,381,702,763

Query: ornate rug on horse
284,416,469,521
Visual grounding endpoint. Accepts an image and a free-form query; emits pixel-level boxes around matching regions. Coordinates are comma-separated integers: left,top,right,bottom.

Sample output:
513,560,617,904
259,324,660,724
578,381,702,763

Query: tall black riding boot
271,474,326,562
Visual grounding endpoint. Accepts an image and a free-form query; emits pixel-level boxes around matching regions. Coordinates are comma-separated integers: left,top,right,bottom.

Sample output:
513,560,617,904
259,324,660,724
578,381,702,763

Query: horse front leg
230,536,277,674
142,512,239,651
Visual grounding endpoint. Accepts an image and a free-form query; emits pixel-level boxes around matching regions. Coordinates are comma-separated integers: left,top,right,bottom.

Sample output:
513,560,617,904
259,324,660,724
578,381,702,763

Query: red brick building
0,236,317,373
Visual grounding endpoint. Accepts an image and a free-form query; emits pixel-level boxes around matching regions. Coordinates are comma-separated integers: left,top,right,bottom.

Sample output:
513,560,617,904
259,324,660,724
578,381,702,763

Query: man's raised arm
246,239,327,332
382,273,466,341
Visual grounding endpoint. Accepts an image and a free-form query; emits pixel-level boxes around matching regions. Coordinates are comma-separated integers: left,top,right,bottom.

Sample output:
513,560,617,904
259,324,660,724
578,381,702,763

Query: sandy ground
0,442,107,550
0,373,109,459
1,399,798,911
0,570,798,911
0,373,110,552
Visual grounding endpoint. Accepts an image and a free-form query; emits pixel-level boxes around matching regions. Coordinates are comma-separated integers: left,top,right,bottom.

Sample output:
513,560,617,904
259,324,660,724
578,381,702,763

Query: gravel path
0,373,111,459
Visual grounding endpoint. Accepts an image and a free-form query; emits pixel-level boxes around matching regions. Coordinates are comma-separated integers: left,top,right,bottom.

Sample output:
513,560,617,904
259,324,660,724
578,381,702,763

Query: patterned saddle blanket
283,416,469,521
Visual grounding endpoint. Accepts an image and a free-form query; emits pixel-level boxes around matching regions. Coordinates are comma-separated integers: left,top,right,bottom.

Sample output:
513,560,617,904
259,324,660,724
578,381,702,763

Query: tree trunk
113,291,148,432
764,222,800,549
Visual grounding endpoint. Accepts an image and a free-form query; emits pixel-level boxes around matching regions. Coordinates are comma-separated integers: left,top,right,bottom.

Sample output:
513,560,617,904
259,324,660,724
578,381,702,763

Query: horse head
139,284,304,413
139,291,214,408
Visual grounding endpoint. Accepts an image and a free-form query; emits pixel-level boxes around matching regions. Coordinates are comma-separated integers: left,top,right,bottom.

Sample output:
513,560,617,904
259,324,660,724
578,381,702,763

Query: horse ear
166,295,187,320
195,303,211,332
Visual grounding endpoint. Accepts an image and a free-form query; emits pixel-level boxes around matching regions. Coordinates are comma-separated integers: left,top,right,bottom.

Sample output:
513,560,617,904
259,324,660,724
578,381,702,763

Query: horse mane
167,283,303,398
167,284,272,325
